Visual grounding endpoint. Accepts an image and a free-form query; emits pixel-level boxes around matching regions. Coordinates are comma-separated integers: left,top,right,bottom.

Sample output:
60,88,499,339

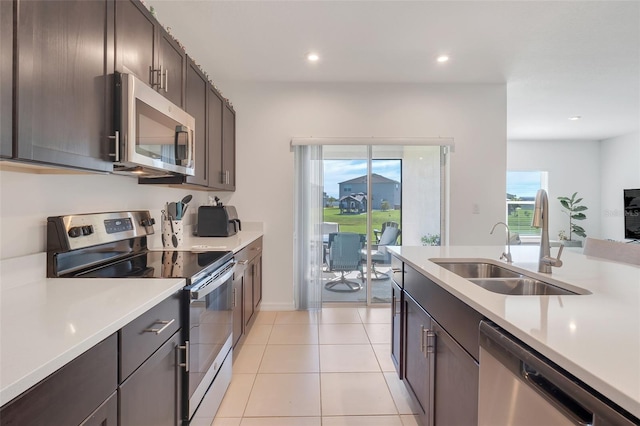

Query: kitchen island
388,244,640,420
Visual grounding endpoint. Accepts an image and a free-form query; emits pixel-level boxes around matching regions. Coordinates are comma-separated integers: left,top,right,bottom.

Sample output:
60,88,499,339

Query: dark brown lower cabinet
391,279,403,377
395,258,481,426
79,392,117,426
0,334,118,426
119,331,182,426
404,294,434,426
433,321,479,426
232,271,244,348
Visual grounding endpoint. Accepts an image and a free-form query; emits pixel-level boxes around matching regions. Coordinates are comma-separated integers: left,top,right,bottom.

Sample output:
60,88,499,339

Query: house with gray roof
338,173,401,210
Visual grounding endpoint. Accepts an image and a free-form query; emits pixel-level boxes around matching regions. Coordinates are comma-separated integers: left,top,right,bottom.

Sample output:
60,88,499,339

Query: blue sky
323,160,401,198
506,171,542,198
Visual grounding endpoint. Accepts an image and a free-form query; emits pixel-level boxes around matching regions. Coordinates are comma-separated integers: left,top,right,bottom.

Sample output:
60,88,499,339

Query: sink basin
432,259,588,296
468,278,577,296
435,262,523,279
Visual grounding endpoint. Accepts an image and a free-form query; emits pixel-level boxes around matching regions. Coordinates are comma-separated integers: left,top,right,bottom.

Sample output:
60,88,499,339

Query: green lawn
507,210,540,235
323,207,401,238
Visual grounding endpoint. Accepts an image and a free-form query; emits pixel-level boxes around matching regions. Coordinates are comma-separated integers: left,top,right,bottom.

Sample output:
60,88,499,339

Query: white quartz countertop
388,245,640,419
0,230,263,407
147,229,264,254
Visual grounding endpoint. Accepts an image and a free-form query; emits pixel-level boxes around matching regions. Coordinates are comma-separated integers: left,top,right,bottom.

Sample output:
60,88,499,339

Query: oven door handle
190,266,235,300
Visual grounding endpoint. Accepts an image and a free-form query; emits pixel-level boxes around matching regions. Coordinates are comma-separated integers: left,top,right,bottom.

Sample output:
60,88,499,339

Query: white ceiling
147,0,640,141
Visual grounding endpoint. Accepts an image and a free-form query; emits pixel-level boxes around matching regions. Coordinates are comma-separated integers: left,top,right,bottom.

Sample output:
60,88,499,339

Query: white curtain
293,145,324,310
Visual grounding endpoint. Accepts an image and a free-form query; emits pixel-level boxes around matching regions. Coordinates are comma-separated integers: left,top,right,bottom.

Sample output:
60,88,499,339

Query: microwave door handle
174,125,189,165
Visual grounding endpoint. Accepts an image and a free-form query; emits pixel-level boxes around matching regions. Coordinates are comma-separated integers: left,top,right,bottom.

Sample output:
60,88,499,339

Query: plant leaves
574,197,583,204
559,200,570,209
574,230,587,237
572,206,588,212
557,197,570,202
572,225,585,232
572,213,587,220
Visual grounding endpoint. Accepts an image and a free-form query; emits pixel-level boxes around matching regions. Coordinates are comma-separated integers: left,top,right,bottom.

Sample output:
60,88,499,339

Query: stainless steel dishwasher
478,321,637,426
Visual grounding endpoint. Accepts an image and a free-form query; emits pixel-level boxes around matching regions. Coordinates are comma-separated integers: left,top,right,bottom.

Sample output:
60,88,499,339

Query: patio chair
325,232,365,292
364,225,401,279
374,221,401,244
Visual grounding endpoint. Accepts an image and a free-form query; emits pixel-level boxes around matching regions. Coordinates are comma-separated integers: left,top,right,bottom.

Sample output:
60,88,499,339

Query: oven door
185,262,234,420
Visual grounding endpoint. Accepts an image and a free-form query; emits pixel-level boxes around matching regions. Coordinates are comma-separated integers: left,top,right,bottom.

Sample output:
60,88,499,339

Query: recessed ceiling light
307,53,320,62
436,55,450,63
568,116,582,121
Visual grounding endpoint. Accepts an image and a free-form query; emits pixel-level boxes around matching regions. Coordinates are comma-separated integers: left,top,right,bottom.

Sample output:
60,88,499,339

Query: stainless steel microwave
112,72,195,177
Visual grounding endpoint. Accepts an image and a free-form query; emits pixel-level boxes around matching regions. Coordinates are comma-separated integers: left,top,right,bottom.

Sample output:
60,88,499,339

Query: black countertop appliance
196,205,241,237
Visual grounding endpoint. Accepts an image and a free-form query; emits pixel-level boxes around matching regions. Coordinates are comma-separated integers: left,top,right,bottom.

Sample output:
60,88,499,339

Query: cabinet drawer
0,334,117,426
120,292,182,381
235,237,263,264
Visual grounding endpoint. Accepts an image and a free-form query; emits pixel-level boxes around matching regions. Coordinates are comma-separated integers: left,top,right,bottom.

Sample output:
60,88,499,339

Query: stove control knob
141,218,156,227
68,227,83,238
81,225,94,236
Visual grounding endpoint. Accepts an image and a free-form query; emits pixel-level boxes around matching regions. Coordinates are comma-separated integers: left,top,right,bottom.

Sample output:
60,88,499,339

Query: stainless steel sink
468,278,577,296
435,262,523,279
433,260,587,296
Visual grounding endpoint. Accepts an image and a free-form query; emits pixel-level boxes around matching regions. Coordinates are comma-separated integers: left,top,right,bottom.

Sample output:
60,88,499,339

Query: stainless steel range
47,210,235,424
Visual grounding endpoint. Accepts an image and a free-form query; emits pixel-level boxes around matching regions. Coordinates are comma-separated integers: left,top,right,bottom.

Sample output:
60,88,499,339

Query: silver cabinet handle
144,318,175,334
426,330,436,354
420,325,426,355
178,341,189,372
108,131,119,161
232,288,237,308
237,260,249,265
164,68,169,93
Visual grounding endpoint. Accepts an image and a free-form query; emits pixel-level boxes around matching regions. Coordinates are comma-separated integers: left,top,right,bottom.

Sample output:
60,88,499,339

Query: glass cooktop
68,250,232,281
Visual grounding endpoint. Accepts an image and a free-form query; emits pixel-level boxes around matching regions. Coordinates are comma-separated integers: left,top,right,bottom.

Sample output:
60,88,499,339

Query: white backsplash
0,168,222,260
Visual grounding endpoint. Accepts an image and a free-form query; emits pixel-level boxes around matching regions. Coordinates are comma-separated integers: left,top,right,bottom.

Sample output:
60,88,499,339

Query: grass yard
507,211,540,235
323,207,401,237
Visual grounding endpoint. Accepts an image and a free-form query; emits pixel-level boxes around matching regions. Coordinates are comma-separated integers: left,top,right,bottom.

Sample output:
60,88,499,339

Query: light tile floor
190,307,421,426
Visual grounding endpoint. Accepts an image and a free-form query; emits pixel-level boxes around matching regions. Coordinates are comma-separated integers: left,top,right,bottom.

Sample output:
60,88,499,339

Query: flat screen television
624,188,640,239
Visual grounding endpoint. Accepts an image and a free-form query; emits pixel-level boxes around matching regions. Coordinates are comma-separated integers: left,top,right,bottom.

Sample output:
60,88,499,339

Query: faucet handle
542,244,564,268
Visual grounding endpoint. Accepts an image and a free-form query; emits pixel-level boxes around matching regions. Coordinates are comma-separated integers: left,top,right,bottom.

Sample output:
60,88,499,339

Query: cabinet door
0,0,12,158
0,334,117,426
391,281,403,377
80,391,117,426
433,321,479,426
232,272,244,347
115,0,156,86
404,295,434,424
16,0,113,172
158,28,186,107
243,262,255,328
119,331,182,426
184,58,208,186
221,103,236,190
207,86,224,189
253,253,262,310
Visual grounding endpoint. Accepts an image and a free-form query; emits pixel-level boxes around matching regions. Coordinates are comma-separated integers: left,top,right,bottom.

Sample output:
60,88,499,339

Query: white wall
600,131,640,240
0,167,213,259
507,140,601,241
222,82,507,310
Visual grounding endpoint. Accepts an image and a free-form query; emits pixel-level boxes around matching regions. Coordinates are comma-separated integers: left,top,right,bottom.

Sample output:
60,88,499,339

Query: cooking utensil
167,202,177,221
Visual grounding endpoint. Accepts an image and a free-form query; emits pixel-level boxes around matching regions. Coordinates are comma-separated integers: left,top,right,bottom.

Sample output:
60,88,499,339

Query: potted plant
557,192,587,247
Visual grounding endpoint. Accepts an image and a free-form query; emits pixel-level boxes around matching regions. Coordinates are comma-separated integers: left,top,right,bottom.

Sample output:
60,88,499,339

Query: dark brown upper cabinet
184,56,208,187
15,0,113,172
220,103,236,190
115,0,185,107
0,0,12,158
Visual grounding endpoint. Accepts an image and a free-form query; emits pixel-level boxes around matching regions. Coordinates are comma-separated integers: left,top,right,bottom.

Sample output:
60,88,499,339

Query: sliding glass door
320,145,444,305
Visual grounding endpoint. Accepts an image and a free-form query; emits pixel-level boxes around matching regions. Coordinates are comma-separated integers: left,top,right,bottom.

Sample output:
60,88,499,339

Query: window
506,171,548,238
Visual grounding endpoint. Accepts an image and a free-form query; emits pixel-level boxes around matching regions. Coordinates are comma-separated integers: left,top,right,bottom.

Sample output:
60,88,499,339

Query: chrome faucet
490,221,513,263
531,189,564,273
